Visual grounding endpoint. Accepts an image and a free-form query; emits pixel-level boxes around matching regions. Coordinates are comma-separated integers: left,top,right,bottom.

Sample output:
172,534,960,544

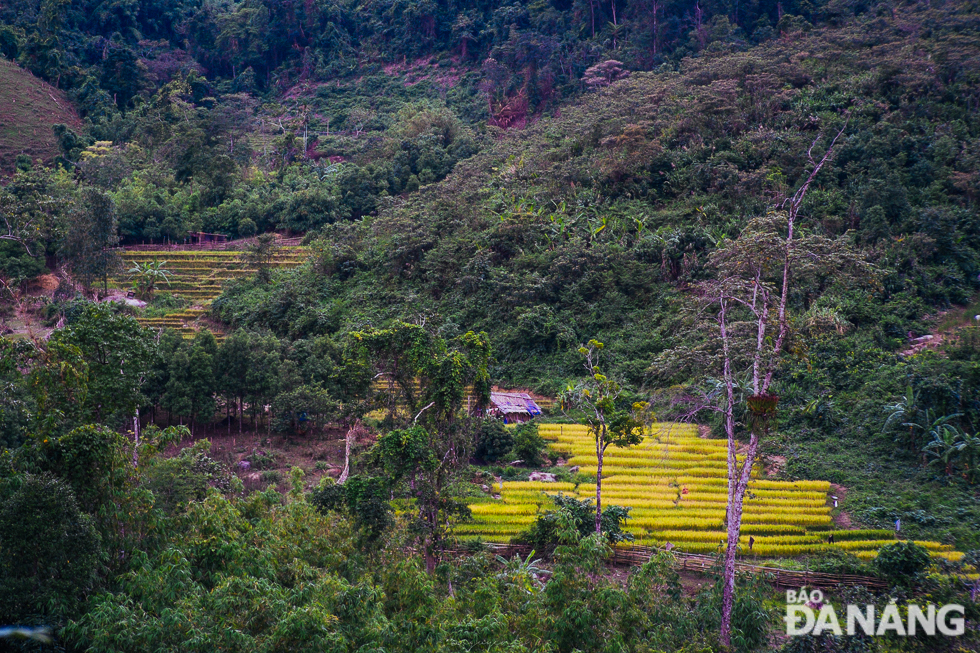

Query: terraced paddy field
113,248,307,340
462,423,963,562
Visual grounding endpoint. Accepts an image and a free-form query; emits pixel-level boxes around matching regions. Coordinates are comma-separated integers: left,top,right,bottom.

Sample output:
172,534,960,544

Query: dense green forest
2,0,980,650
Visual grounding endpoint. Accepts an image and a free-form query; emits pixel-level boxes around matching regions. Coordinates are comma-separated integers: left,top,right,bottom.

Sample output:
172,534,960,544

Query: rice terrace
463,424,965,563
3,0,980,650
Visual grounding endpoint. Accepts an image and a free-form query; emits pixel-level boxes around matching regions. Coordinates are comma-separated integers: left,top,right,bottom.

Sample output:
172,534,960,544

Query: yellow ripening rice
580,490,678,502
597,475,680,486
748,479,831,492
834,540,952,552
745,497,831,508
582,466,729,478
469,503,541,516
740,524,806,535
628,517,724,530
606,498,692,509
746,488,829,501
744,544,831,556
601,499,678,510
677,475,728,486
577,481,676,492
667,541,728,554
853,551,878,560
501,494,556,505
501,481,576,491
743,505,832,516
589,487,679,499
678,492,728,502
742,514,833,527
455,523,529,534
469,516,537,526
934,551,964,562
640,530,729,542
743,535,824,545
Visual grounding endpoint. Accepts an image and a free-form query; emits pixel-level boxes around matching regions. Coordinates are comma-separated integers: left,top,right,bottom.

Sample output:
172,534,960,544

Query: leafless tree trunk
718,124,847,647
132,408,140,468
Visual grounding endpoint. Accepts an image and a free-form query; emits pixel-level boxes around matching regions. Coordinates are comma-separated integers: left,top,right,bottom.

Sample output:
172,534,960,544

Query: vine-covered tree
352,321,491,572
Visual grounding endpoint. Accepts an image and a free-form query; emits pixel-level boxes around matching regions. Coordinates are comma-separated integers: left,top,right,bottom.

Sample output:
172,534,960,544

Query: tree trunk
132,408,140,468
595,436,604,535
720,433,758,648
339,420,359,484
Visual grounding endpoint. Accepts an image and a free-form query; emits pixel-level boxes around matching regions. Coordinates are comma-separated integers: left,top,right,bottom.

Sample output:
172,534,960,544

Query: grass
0,59,82,175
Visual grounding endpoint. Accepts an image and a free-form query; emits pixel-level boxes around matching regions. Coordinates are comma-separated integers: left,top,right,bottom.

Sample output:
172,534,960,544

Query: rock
528,472,557,482
481,484,490,493
237,460,251,470
568,466,579,473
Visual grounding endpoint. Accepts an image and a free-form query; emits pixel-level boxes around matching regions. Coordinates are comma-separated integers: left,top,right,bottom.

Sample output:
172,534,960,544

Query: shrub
0,474,102,623
873,541,931,585
516,493,632,547
513,422,546,467
475,420,513,462
261,470,284,484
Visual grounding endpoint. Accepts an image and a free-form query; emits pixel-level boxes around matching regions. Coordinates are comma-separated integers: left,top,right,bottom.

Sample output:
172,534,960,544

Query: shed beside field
487,392,542,424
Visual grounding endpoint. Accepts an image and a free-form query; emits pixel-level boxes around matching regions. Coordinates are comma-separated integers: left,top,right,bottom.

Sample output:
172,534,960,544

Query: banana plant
954,431,980,484
128,260,173,300
921,418,964,476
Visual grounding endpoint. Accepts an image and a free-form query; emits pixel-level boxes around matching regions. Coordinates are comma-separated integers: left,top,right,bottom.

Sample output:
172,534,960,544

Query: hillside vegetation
0,59,81,173
2,0,980,650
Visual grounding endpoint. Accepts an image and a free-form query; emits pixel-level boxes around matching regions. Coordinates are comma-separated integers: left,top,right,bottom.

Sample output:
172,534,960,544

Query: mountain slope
0,58,81,174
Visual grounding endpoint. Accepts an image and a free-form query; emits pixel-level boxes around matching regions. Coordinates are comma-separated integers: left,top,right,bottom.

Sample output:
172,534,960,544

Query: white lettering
846,604,875,636
877,603,906,636
907,604,935,636
809,589,824,604
812,605,842,636
786,605,815,636
937,605,965,636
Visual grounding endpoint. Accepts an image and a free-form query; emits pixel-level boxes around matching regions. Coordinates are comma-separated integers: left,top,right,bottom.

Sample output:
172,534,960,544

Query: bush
261,470,284,484
873,541,931,585
516,493,632,547
0,474,102,623
309,474,392,540
513,422,546,467
475,420,513,462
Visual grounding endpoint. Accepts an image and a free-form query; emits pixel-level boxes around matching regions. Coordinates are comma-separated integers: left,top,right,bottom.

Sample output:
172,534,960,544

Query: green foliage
143,439,231,513
475,419,513,462
517,494,632,548
128,259,173,299
50,302,155,425
0,473,101,624
512,422,546,467
873,541,932,586
310,475,393,541
59,186,121,291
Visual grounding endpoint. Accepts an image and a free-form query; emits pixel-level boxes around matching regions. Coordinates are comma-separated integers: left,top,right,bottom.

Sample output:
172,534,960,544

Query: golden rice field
461,423,962,561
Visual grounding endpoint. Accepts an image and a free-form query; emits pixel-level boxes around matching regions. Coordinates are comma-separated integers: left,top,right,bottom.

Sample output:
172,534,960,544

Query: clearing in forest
112,247,307,340
462,423,962,562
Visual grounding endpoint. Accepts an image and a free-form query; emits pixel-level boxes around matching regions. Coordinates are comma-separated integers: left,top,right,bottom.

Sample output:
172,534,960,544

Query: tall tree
50,303,155,427
560,339,648,536
654,125,865,647
60,187,121,293
352,322,491,572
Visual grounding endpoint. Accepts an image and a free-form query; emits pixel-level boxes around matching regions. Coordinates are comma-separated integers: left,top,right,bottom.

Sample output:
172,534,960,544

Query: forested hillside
2,0,980,650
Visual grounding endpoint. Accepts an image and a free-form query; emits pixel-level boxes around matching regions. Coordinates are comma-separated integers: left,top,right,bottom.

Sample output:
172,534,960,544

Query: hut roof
489,391,542,416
